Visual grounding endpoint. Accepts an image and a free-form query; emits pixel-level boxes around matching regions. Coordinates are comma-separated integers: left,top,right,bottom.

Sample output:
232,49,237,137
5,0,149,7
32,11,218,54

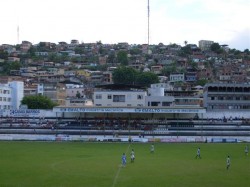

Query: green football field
0,141,249,187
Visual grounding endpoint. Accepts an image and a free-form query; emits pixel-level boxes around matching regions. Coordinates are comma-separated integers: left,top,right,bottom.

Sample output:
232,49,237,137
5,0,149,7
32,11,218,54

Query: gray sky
0,0,249,50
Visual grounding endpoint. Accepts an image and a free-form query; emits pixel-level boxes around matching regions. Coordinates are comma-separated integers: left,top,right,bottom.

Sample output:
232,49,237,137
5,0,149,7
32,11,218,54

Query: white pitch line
111,144,131,187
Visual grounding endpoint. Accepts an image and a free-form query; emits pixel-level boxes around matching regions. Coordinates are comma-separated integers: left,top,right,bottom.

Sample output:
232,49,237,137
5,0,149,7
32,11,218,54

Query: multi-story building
38,83,66,106
94,90,146,107
0,81,24,109
198,40,214,51
203,83,250,110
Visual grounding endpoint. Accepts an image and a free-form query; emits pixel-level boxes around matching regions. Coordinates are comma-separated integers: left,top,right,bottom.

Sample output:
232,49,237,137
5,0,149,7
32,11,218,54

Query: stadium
0,106,250,187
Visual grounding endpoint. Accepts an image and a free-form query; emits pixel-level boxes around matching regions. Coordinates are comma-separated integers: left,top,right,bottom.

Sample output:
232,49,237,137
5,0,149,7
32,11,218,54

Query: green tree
117,51,128,66
27,46,36,58
21,95,58,109
244,49,250,55
48,53,61,63
129,48,141,55
135,72,159,87
107,53,116,64
0,61,21,75
0,50,8,60
181,45,192,55
112,66,138,85
210,43,221,53
161,65,177,76
196,79,209,86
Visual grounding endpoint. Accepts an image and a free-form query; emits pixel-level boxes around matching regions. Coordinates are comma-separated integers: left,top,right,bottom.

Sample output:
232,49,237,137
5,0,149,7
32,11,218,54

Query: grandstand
1,107,250,142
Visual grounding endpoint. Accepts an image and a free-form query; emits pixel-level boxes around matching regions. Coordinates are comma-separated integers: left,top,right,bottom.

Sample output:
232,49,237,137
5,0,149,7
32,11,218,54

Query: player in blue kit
122,153,126,167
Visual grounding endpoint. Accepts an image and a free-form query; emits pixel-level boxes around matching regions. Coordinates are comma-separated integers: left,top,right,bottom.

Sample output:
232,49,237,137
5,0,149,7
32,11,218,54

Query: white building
146,87,175,107
93,90,146,107
0,81,24,110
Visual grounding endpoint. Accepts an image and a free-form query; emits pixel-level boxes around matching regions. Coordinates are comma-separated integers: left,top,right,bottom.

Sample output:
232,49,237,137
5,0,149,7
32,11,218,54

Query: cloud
224,29,250,50
0,0,249,50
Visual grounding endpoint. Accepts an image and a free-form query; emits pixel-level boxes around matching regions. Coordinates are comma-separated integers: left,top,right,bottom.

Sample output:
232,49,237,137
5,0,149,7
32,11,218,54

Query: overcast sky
0,0,249,50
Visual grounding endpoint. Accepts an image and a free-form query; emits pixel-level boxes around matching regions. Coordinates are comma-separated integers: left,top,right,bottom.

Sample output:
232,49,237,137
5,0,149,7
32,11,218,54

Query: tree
0,50,8,60
117,50,128,66
129,48,141,55
112,66,138,85
0,61,21,75
196,79,209,86
161,65,177,76
107,53,116,64
21,95,58,109
210,43,221,53
244,49,250,55
181,45,192,56
135,72,159,87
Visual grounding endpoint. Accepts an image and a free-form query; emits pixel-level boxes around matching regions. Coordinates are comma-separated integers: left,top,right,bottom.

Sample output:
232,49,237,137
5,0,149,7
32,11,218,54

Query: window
151,102,160,106
107,95,112,99
96,94,102,99
162,102,171,106
137,95,143,99
113,95,125,102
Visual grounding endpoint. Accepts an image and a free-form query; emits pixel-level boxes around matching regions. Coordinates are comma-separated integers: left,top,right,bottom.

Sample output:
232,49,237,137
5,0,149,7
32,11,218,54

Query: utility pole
17,25,20,44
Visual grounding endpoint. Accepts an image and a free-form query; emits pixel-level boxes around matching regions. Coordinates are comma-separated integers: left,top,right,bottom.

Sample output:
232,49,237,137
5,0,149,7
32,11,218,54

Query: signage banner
53,107,206,114
9,109,41,117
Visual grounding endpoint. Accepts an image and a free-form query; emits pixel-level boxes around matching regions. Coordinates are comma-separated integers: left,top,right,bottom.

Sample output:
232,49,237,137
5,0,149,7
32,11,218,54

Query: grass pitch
0,141,249,187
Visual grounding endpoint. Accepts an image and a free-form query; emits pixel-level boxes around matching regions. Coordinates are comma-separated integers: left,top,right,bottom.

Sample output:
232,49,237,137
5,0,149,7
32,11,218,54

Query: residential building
151,65,163,75
38,83,66,106
8,57,20,62
198,40,214,51
20,41,32,52
170,73,185,83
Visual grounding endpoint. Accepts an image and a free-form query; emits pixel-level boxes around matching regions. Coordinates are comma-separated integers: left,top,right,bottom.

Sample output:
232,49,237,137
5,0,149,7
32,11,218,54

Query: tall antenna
147,0,150,47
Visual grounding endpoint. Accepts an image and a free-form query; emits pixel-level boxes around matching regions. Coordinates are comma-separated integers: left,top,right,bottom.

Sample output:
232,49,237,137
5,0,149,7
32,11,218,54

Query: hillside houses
0,40,249,107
